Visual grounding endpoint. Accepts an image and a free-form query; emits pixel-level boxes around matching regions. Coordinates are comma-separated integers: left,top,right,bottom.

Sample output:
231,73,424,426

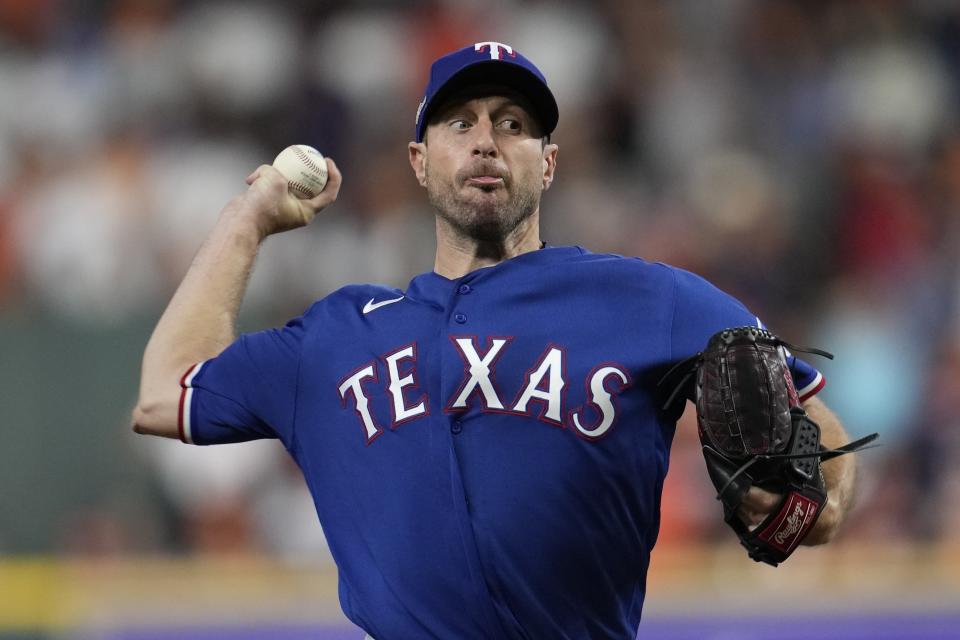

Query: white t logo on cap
475,41,514,60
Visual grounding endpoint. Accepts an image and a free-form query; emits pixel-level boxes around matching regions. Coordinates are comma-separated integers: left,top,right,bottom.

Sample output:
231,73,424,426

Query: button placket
448,278,471,433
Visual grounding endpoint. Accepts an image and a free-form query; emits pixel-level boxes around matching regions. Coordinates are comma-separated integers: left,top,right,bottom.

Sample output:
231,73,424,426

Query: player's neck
433,212,543,279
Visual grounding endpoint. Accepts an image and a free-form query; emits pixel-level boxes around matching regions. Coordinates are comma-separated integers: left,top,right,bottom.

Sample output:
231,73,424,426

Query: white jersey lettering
450,338,508,410
384,345,427,424
338,365,381,443
337,339,631,445
513,347,565,423
572,366,630,439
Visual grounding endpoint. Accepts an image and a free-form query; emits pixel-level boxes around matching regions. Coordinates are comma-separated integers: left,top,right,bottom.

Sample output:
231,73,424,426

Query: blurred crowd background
1,0,959,610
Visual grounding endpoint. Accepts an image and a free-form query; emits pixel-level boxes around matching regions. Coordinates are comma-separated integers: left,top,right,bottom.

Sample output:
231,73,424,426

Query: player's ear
541,143,558,191
409,141,428,188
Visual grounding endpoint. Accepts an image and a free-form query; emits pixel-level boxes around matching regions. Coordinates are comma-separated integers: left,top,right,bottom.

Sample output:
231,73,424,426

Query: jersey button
454,312,467,324
458,284,471,295
451,420,463,434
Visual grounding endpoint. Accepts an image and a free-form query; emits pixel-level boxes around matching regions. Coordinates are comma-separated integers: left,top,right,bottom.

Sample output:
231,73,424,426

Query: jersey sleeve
178,310,313,448
667,266,823,401
784,352,824,402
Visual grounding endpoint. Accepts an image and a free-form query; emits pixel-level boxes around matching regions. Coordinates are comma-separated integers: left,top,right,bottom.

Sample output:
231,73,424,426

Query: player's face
409,93,558,242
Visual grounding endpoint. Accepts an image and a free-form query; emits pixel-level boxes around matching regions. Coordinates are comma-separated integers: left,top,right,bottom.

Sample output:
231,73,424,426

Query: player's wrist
215,200,271,246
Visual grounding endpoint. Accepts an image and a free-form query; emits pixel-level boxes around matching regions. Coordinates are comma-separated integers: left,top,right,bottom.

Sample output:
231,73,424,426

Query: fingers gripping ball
272,145,329,199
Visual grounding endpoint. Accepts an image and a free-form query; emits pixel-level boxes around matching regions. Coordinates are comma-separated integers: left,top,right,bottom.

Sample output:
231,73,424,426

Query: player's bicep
786,351,824,401
183,316,308,447
668,267,757,360
666,267,825,400
182,360,275,444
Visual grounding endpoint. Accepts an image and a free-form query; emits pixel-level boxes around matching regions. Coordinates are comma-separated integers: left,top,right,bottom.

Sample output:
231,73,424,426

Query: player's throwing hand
237,159,342,239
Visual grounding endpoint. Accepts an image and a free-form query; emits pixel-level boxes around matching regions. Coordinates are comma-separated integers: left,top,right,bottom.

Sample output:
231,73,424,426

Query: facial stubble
425,162,540,243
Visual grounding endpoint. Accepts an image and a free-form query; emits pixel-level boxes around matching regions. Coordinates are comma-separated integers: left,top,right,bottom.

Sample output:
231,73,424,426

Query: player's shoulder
659,263,748,309
297,283,404,321
561,246,666,271
560,247,683,288
559,248,747,311
324,283,404,304
579,249,727,289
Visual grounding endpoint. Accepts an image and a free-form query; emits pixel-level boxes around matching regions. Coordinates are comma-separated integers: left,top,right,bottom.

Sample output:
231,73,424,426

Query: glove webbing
715,431,880,501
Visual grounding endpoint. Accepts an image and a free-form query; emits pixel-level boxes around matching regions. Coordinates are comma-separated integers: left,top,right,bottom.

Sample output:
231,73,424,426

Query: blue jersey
177,246,822,639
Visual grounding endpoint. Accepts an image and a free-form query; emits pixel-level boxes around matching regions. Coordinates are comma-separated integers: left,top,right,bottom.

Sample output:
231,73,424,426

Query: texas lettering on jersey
337,337,632,445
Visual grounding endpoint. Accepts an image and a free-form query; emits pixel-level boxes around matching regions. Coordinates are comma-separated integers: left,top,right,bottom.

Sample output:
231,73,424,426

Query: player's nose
471,118,498,158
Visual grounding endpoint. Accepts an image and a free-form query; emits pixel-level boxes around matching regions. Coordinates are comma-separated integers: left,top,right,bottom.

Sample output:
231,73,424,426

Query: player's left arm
800,395,856,545
737,395,857,546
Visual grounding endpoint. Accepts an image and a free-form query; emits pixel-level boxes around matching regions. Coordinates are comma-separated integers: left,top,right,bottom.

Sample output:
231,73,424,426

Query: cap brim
417,61,558,142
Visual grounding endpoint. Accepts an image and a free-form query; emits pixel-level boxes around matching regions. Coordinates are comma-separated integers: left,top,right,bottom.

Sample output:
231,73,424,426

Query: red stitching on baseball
288,181,316,198
293,147,327,178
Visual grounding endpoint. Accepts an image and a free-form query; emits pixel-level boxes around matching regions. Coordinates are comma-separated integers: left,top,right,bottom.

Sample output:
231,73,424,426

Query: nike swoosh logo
362,296,405,314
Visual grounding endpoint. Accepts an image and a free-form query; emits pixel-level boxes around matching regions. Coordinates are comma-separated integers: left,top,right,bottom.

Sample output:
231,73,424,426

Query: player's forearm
133,199,265,437
801,395,856,545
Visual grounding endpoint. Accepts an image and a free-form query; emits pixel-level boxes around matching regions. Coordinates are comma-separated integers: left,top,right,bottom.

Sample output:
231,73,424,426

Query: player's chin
465,209,530,242
462,186,510,211
463,220,513,243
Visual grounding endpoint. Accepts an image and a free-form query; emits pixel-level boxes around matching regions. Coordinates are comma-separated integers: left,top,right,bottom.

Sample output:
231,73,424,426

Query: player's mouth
460,163,508,189
465,175,505,187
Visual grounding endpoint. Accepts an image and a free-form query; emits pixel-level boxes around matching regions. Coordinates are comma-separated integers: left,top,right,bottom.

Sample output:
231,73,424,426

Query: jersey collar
405,245,586,308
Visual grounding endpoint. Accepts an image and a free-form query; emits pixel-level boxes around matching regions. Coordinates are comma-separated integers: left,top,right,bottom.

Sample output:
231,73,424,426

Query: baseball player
133,42,859,639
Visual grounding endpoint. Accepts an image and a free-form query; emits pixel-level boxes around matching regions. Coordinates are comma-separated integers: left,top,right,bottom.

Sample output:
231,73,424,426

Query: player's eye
497,119,522,131
450,120,471,130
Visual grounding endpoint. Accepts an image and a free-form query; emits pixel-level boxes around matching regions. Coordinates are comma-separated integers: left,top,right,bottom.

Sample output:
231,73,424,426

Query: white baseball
272,144,329,199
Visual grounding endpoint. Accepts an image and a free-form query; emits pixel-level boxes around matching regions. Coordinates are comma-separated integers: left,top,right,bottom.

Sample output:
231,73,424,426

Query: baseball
272,144,329,199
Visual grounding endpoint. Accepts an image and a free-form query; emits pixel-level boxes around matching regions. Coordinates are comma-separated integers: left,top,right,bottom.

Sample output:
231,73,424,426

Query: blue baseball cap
414,42,559,143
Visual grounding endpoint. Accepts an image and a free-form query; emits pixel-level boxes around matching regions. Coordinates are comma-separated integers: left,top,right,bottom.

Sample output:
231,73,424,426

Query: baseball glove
660,326,877,566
